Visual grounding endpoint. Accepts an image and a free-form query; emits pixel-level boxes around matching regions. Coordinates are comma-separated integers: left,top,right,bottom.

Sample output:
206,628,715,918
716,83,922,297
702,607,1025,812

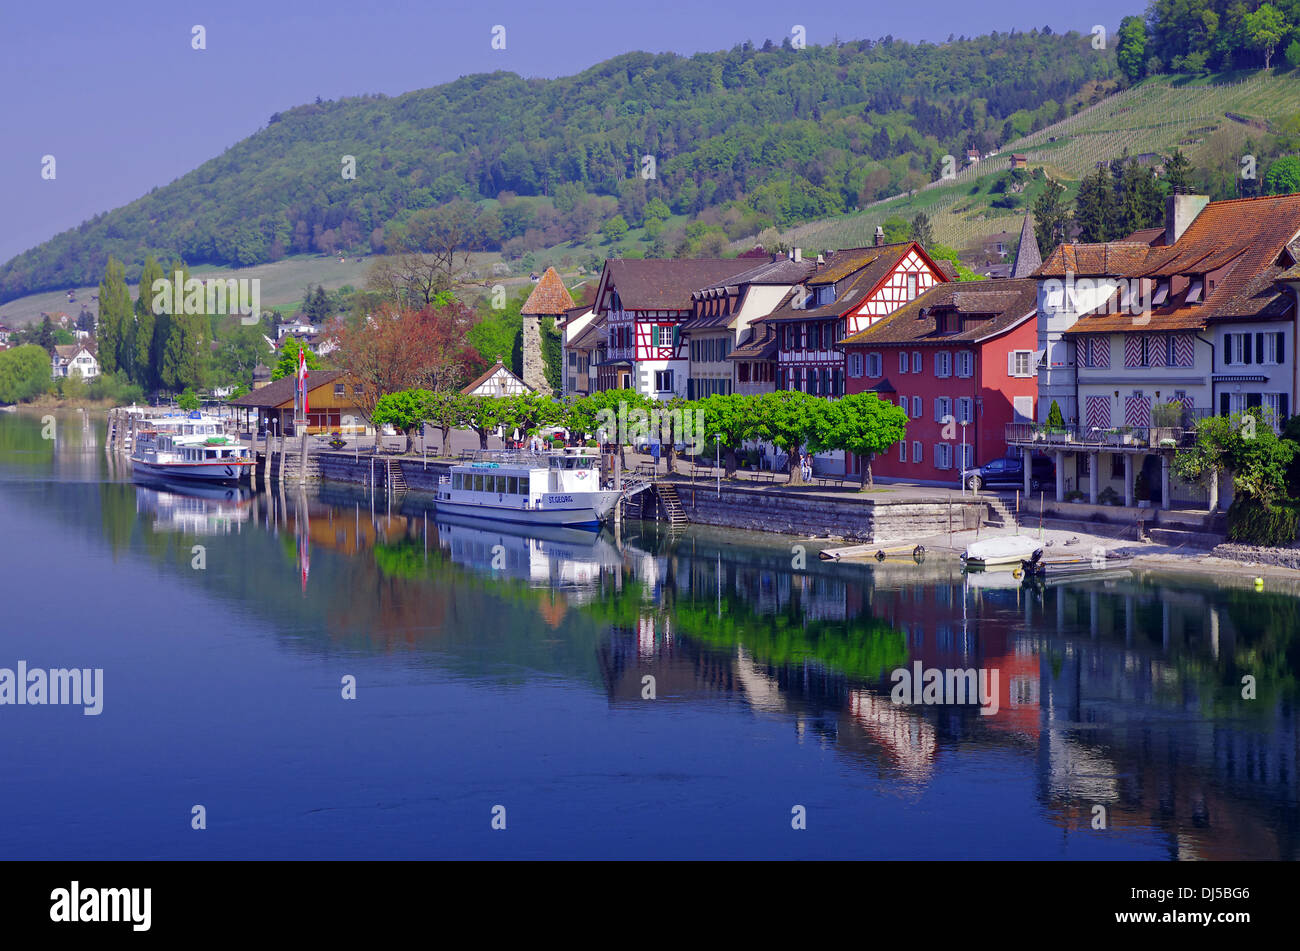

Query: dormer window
815,286,836,306
1185,278,1203,304
1151,279,1170,307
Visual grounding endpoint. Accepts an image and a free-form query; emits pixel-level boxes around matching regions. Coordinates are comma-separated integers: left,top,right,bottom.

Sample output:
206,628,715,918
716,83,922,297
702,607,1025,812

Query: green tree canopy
807,391,908,488
271,337,322,381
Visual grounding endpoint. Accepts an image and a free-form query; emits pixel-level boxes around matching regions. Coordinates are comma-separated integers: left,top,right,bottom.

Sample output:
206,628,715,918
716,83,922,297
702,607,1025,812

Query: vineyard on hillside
783,73,1300,257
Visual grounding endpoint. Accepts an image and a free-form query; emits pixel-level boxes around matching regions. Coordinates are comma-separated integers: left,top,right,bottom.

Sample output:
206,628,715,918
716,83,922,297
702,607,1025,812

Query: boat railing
468,449,548,466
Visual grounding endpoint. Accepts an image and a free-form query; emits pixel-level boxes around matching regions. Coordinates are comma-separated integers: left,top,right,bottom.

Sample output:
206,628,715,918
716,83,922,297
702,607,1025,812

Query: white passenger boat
961,534,1040,568
131,412,254,486
434,448,624,528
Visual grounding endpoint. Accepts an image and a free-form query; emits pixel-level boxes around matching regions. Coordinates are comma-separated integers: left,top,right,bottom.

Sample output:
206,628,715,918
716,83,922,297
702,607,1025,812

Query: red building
754,239,950,398
839,278,1039,484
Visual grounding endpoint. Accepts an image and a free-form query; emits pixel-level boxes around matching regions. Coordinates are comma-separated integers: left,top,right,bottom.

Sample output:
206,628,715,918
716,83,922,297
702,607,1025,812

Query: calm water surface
0,410,1296,859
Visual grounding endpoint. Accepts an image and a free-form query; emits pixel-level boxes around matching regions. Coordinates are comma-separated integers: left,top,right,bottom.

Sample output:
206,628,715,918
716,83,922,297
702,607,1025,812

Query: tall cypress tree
1074,164,1116,242
96,257,132,375
159,260,209,392
132,256,164,389
1163,149,1193,193
1032,178,1069,257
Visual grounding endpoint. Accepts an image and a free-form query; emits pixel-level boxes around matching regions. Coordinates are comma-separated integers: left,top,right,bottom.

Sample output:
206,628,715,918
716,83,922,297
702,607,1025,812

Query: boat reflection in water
133,474,254,535
434,512,646,603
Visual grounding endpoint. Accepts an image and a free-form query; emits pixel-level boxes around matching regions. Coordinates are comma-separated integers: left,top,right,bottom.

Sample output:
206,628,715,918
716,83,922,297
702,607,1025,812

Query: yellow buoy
1255,577,1264,589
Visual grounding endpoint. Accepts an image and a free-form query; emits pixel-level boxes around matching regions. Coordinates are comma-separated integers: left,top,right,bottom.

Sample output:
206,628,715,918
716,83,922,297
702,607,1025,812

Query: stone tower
519,267,576,396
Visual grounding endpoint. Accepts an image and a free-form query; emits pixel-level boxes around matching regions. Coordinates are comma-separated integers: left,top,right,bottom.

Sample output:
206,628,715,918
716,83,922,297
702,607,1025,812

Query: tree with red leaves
330,297,485,450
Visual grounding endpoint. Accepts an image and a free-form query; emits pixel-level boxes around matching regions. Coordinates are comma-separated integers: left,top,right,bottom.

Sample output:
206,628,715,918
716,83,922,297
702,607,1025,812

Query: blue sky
0,0,1142,265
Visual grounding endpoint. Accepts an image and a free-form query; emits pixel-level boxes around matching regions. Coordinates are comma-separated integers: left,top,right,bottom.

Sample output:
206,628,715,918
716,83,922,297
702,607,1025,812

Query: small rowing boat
1018,548,1134,582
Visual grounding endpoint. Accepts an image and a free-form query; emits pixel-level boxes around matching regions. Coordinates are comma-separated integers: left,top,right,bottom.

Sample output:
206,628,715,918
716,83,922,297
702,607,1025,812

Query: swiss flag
298,347,310,415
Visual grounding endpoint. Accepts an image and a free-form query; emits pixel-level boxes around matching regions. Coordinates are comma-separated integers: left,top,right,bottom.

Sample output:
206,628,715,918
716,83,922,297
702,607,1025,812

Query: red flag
298,347,310,416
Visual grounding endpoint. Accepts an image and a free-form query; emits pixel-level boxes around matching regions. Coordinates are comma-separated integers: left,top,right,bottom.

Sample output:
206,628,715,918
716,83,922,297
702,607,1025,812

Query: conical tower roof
1011,212,1042,278
521,267,576,315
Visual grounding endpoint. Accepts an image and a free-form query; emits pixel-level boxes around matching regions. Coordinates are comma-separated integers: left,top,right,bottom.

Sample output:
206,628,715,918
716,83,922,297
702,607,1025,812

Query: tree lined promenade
369,387,906,491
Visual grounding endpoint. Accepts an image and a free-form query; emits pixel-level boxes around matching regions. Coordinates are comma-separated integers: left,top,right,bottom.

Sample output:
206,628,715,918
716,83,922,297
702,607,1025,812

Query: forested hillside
0,29,1118,301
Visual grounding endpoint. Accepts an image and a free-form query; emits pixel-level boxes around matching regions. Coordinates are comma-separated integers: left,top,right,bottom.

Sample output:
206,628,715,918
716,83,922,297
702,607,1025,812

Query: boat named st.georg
130,413,254,486
435,448,625,528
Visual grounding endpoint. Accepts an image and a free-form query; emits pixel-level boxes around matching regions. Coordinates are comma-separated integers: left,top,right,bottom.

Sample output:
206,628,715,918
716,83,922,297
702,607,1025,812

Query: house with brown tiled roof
683,253,816,398
51,344,99,380
752,237,950,400
839,279,1040,485
559,303,597,397
589,257,758,398
1016,193,1300,511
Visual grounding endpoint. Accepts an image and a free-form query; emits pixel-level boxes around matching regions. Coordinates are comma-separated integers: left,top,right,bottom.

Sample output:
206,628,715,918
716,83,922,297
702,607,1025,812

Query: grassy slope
0,250,573,327
775,71,1300,256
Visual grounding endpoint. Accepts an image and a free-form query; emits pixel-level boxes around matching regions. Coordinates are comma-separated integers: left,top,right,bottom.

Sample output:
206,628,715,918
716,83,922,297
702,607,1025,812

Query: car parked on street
965,454,1054,492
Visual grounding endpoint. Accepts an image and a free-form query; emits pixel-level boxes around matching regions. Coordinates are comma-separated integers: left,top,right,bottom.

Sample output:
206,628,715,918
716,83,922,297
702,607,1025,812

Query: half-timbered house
589,258,757,399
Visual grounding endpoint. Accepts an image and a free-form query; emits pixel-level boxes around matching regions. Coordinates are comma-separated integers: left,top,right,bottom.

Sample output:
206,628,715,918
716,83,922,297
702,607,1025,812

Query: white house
51,345,100,380
461,361,530,398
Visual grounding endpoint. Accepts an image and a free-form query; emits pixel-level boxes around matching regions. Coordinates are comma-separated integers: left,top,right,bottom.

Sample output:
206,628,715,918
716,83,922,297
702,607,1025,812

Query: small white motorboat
962,534,1039,568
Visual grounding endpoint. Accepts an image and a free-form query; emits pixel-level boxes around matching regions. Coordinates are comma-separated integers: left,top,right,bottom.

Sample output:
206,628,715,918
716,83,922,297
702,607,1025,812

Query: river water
0,410,1296,859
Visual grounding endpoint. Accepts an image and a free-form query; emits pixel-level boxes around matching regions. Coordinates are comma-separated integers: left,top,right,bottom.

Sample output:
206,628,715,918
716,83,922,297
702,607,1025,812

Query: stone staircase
1146,511,1226,550
981,494,1017,529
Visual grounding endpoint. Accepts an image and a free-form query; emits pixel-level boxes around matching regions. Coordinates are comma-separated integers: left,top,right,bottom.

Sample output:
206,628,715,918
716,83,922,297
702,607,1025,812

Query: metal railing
1005,423,1200,449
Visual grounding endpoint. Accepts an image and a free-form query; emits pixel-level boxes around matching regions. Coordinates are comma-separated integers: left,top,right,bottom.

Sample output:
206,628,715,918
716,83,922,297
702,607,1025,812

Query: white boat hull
434,490,622,528
133,458,253,486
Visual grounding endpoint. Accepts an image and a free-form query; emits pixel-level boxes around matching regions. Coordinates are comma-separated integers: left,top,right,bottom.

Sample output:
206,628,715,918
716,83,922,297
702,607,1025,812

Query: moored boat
1018,548,1134,582
434,448,625,528
130,412,253,486
961,534,1039,568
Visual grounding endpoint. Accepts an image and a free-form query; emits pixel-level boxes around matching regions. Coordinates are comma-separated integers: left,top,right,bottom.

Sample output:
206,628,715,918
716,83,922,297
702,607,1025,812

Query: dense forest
1118,0,1300,78
0,29,1118,301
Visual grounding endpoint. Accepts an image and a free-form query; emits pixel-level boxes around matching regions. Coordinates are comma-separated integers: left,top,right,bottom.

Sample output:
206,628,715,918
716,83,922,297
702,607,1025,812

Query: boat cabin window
507,476,519,495
549,456,595,469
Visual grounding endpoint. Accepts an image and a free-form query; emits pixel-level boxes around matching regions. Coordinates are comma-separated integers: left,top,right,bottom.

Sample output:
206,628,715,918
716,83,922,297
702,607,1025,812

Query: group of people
799,452,815,481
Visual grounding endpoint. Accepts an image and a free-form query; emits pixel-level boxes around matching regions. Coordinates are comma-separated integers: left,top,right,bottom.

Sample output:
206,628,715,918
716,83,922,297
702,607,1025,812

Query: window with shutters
912,396,922,417
934,443,952,469
848,353,864,377
900,397,909,419
935,396,952,421
935,352,952,378
655,325,674,348
955,351,973,377
912,351,922,373
912,441,923,463
866,353,883,377
1009,350,1034,377
956,397,973,424
899,440,907,462
899,352,909,374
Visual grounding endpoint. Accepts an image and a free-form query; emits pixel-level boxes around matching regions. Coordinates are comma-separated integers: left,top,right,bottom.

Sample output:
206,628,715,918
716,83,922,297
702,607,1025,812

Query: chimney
874,226,885,247
1165,193,1209,245
793,247,802,263
816,253,825,265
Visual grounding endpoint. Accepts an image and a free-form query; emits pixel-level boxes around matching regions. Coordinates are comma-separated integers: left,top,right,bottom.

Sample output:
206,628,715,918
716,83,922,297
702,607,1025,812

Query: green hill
0,29,1119,302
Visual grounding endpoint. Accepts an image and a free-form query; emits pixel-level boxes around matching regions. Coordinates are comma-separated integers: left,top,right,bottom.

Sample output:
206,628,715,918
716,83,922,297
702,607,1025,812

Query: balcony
1005,422,1201,450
